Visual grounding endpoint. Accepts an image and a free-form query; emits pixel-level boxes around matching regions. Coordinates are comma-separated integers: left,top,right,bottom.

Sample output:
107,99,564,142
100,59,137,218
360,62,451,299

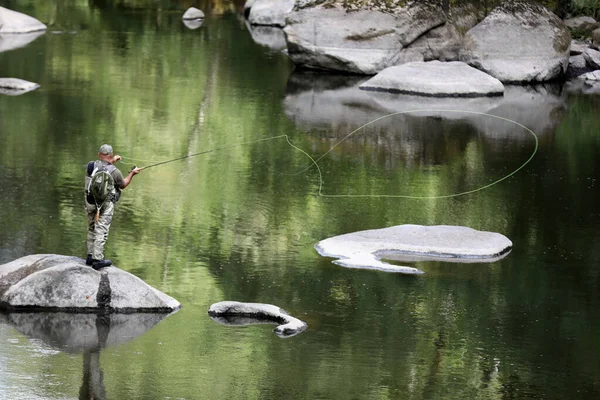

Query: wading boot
92,259,112,270
86,254,93,266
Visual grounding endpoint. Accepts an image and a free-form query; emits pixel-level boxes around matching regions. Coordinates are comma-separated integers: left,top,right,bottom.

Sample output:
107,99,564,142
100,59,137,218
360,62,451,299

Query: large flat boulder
459,0,571,83
359,61,504,97
283,2,446,74
248,0,295,27
209,301,307,338
316,225,512,274
0,254,181,312
0,6,47,34
0,78,39,96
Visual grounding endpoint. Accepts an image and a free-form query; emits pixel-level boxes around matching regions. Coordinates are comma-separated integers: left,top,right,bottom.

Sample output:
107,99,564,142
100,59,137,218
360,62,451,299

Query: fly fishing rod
126,134,289,172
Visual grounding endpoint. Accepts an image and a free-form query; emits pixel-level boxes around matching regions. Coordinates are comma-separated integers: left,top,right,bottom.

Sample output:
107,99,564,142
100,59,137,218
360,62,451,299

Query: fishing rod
125,134,289,172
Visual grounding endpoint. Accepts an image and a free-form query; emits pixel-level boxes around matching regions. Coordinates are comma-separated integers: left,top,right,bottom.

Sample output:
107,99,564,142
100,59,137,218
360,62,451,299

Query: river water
1,1,599,399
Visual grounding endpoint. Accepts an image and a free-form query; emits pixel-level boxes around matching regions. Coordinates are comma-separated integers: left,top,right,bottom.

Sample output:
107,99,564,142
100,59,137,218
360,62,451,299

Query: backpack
86,161,118,205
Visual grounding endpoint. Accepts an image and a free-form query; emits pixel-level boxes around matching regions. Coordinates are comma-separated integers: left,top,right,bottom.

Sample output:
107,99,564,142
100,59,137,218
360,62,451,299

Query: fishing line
119,110,538,199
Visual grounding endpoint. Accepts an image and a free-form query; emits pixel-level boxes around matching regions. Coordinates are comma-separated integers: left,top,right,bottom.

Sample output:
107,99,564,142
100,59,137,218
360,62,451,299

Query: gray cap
98,144,113,155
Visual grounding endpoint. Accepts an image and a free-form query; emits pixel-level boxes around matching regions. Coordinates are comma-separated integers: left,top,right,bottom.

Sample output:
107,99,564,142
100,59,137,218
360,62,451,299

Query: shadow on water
0,311,176,400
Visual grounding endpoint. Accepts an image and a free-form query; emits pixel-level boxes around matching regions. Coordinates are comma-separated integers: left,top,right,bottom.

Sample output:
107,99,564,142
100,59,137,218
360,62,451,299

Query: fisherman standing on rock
85,144,142,270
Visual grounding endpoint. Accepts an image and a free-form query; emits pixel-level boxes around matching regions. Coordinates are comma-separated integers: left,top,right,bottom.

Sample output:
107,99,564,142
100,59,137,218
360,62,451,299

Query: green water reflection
1,1,599,399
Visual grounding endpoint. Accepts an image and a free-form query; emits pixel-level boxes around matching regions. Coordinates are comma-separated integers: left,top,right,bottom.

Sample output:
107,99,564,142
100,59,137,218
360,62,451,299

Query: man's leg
85,201,97,264
92,201,114,261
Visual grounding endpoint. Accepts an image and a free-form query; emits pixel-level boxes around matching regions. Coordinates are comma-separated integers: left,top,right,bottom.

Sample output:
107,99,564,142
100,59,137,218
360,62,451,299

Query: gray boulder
566,55,592,78
459,0,571,82
564,16,599,36
0,312,174,353
359,61,504,97
0,78,39,96
593,28,600,48
315,225,513,274
566,75,600,94
0,6,47,33
208,301,307,338
0,31,45,53
570,39,590,55
583,47,600,69
578,70,600,81
0,254,181,312
248,0,295,27
182,7,204,20
284,2,446,74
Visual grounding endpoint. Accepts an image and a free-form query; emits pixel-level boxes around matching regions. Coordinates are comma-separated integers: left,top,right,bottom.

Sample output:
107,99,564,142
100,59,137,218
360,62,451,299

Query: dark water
1,1,599,399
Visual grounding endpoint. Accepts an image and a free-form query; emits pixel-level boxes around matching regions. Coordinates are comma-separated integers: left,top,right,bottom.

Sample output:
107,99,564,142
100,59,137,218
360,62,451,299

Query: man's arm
120,167,143,189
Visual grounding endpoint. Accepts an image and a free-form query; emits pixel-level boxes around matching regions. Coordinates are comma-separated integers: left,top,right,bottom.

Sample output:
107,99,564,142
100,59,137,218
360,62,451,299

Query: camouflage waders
85,199,114,261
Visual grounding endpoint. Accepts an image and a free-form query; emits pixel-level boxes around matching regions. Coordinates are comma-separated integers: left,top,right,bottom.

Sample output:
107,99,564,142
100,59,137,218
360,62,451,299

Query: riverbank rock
0,78,40,96
182,7,204,20
0,6,47,34
578,70,600,81
0,254,181,312
570,40,589,55
248,0,295,27
0,312,174,353
208,301,307,338
284,1,446,74
564,16,599,37
593,28,600,48
359,61,504,97
459,0,570,83
316,225,512,274
583,48,600,69
566,55,592,79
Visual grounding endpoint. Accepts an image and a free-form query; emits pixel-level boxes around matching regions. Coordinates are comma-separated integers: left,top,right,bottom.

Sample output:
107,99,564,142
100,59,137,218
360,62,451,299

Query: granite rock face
459,0,571,82
284,2,446,74
359,61,504,97
316,225,513,274
0,254,181,312
208,301,307,338
0,6,47,33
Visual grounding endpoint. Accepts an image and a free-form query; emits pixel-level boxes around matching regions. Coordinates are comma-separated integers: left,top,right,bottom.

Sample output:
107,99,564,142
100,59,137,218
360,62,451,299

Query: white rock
0,6,47,33
578,70,600,81
284,3,446,74
564,16,599,33
248,0,295,27
208,301,307,338
566,55,591,79
182,7,204,20
0,31,45,53
359,61,504,97
459,1,571,82
583,47,600,69
570,40,589,55
316,225,513,274
0,77,40,96
0,254,181,312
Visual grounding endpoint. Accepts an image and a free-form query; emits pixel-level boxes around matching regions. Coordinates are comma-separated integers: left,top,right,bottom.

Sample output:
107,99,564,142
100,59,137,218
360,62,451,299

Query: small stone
182,7,204,20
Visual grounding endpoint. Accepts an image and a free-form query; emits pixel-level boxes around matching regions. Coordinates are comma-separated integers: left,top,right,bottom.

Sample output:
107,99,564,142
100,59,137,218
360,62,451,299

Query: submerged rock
208,301,307,338
459,0,570,82
316,225,512,274
182,7,204,20
359,61,504,97
0,6,47,34
0,311,174,353
0,31,45,53
0,254,181,312
0,77,40,96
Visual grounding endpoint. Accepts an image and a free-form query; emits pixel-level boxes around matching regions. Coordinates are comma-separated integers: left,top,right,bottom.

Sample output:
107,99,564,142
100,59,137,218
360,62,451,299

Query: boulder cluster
244,0,600,95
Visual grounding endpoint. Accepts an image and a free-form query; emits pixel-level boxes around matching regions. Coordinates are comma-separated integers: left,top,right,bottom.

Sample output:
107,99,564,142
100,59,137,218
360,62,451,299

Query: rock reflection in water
0,312,175,400
0,31,45,53
245,21,286,51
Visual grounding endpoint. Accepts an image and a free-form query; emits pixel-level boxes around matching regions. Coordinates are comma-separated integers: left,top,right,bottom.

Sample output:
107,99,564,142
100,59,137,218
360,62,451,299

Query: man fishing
85,144,142,270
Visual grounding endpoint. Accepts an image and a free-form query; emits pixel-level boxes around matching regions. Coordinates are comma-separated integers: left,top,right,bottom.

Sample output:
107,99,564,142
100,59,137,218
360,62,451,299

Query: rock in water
182,7,204,20
247,0,295,27
0,78,40,96
0,6,47,33
208,301,307,338
316,225,513,274
459,0,570,83
0,254,181,312
359,61,504,97
284,2,446,74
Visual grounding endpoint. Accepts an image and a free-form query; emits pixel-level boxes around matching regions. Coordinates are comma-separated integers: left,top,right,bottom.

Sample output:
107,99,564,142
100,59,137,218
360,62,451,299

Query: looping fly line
120,110,538,200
